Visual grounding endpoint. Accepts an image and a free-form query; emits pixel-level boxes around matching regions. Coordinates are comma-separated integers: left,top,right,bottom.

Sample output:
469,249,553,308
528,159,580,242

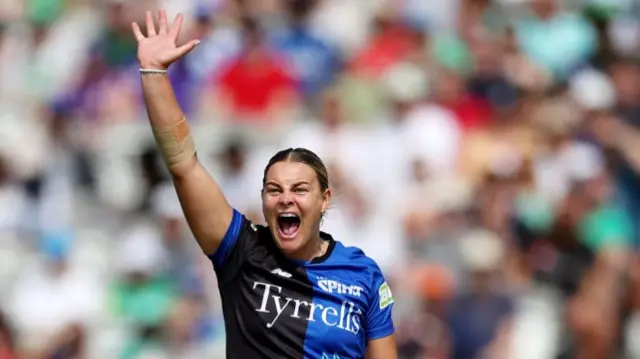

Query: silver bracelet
139,68,168,75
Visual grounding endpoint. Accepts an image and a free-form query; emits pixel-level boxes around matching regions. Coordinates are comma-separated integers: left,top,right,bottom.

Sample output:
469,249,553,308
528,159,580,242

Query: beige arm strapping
151,116,196,169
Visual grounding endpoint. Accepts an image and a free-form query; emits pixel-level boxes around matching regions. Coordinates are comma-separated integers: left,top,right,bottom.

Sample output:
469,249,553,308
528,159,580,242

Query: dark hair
240,16,261,37
288,0,317,22
262,148,329,192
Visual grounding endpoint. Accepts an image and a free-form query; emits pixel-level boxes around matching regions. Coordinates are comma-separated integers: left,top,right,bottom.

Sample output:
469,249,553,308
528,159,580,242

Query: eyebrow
265,181,311,188
265,182,281,188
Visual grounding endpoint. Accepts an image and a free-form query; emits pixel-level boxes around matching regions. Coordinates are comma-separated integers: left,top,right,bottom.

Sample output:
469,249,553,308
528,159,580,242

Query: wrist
139,62,168,71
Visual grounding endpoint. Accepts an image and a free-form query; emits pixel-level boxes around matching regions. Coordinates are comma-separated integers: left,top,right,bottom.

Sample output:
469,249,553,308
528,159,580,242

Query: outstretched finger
145,11,156,37
171,39,200,59
169,13,184,42
131,22,145,41
158,9,168,35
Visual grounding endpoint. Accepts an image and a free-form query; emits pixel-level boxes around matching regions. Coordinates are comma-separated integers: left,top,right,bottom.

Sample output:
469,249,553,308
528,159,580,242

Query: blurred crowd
1,0,640,358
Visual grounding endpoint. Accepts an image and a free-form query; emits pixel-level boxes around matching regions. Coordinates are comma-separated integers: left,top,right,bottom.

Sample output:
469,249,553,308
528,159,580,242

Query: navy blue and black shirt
209,209,395,359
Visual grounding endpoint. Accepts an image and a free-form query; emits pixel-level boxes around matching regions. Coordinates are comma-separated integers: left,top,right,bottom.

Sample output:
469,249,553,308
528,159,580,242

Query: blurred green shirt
578,205,634,252
27,0,64,26
112,274,178,327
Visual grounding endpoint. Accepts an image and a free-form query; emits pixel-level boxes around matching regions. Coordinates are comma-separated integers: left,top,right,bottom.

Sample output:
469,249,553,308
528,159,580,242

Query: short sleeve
207,209,256,283
365,265,395,340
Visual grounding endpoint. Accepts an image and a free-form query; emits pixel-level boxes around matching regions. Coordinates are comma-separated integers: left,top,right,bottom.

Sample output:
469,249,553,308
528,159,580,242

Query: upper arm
172,159,234,255
365,264,396,341
365,335,398,359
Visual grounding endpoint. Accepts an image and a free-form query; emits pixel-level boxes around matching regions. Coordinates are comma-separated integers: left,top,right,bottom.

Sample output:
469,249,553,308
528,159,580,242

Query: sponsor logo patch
378,282,394,310
317,277,363,297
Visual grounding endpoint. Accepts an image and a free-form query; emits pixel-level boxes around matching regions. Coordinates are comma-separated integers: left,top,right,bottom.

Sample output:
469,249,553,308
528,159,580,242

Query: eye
266,187,281,195
294,187,309,194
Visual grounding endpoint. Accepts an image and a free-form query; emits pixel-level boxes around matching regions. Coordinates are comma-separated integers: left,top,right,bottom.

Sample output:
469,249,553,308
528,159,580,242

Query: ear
322,187,332,213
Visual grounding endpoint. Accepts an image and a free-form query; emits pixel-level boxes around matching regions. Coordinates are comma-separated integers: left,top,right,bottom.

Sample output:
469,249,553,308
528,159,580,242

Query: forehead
265,161,317,185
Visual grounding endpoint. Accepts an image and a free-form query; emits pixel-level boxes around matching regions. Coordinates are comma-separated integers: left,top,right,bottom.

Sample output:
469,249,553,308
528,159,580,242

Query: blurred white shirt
370,104,462,205
7,260,105,351
533,140,604,204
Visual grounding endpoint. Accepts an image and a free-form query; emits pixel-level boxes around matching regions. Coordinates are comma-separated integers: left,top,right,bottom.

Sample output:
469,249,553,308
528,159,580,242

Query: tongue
281,221,299,236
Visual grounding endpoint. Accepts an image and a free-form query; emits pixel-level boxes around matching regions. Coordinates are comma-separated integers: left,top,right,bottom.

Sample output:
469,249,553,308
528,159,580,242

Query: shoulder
239,217,271,242
329,240,388,288
331,240,379,268
225,211,272,248
252,221,272,238
328,242,396,329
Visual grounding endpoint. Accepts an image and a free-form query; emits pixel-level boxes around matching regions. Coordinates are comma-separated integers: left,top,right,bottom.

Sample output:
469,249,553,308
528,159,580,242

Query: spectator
514,0,598,81
206,16,300,124
213,138,261,222
446,229,513,359
112,219,179,359
6,232,103,356
272,0,342,100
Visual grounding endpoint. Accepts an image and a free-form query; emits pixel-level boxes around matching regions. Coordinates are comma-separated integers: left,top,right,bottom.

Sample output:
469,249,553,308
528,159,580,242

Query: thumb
172,39,200,59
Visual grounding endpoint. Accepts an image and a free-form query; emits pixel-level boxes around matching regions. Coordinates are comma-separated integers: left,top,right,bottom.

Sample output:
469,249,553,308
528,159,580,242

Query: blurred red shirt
447,95,493,131
350,23,419,78
434,70,494,131
218,49,298,120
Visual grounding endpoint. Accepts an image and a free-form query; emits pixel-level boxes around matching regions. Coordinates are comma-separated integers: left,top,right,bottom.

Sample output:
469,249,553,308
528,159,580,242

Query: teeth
279,213,299,218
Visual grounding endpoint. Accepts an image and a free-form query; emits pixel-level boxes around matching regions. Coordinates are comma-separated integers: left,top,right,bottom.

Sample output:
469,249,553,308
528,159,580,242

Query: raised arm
132,10,232,255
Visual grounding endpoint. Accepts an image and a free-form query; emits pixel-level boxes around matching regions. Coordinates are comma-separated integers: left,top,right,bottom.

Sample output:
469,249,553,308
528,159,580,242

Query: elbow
167,155,199,179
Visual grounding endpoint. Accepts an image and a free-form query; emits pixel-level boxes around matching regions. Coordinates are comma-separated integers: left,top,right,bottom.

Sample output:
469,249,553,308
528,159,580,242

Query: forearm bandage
152,117,196,168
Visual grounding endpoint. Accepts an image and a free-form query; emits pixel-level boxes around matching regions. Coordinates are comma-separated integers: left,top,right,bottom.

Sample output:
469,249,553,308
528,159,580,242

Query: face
611,63,640,105
262,161,331,257
434,70,465,104
470,36,502,75
531,0,557,18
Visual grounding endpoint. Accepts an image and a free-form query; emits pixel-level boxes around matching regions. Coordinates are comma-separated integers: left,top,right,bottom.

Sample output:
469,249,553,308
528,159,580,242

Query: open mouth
277,213,301,238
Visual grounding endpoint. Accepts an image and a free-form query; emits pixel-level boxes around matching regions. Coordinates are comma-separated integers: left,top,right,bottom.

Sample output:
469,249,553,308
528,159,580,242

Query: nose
279,190,295,207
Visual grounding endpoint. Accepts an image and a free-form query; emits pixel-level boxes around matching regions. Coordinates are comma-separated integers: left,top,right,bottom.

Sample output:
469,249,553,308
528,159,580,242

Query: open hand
131,10,200,70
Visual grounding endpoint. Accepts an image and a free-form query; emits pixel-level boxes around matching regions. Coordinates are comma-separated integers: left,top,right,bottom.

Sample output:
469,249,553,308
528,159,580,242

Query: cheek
296,198,323,220
261,198,277,215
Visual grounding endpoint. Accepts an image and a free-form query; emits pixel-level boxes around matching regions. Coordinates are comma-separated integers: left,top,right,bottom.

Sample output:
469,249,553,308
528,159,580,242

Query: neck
290,234,326,262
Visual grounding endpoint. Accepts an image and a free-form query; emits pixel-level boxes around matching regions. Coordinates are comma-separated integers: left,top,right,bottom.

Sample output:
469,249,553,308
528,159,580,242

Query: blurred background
1,0,640,358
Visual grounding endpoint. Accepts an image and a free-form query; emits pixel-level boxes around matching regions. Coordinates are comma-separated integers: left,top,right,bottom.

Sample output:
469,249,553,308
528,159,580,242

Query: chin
275,232,305,254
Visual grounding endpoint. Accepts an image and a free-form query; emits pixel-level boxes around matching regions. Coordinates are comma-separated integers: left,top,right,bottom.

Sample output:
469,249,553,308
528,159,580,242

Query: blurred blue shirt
271,26,341,98
447,293,514,359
